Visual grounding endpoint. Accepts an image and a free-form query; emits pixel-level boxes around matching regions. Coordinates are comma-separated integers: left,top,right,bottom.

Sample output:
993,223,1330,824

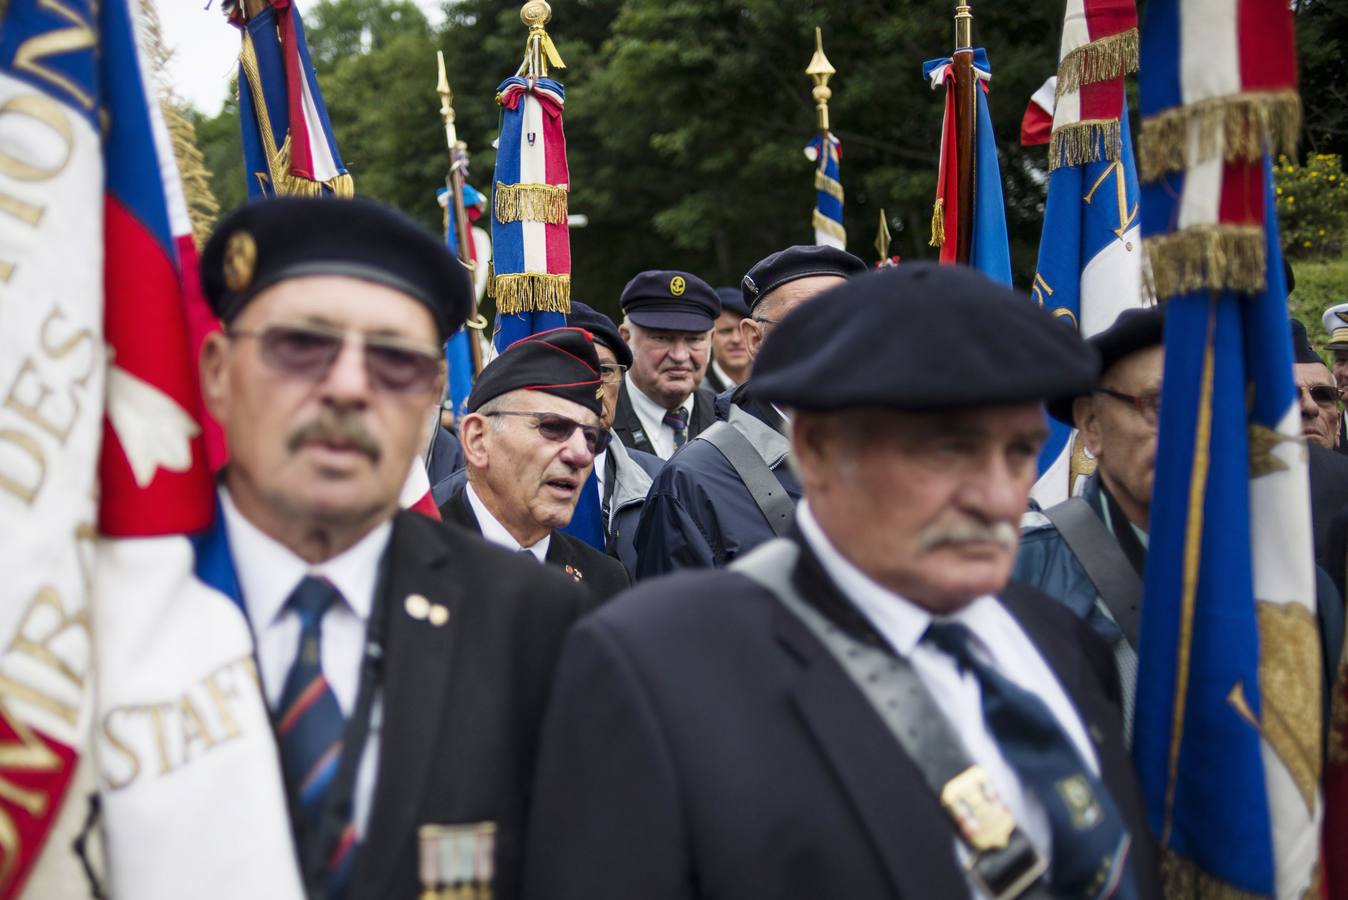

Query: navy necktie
924,621,1137,900
663,407,689,451
275,576,357,897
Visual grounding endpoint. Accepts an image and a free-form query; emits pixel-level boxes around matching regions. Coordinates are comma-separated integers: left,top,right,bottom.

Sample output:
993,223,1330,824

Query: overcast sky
157,0,446,114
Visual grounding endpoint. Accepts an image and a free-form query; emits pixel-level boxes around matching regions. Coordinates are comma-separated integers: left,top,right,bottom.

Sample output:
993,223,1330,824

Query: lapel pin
1089,724,1104,744
428,604,450,627
405,593,430,621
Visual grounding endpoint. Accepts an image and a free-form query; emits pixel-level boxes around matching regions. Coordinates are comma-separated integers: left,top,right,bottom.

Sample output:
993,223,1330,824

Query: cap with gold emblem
200,196,473,340
1321,302,1348,351
618,269,720,333
466,326,605,416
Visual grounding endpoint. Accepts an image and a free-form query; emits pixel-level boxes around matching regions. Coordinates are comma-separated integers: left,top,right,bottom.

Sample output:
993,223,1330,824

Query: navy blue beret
715,287,751,319
202,197,473,340
567,302,632,368
741,245,868,312
619,270,720,332
1047,305,1164,424
1291,318,1322,365
467,326,603,416
753,263,1100,412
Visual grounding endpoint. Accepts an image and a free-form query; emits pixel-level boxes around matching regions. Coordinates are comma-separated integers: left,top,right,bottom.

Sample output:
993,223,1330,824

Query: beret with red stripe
467,326,604,416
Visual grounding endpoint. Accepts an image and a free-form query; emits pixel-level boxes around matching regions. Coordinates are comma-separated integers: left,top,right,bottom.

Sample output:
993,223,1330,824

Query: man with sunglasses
198,197,590,900
635,245,867,579
438,327,632,604
1292,318,1343,450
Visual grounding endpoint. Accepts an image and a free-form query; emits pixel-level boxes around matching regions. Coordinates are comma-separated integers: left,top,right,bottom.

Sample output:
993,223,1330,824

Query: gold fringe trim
812,210,846,243
1143,225,1267,299
928,198,945,248
1161,850,1266,900
494,182,568,225
1055,28,1139,97
1138,91,1301,182
485,260,496,298
1048,118,1122,171
814,170,844,203
492,272,571,315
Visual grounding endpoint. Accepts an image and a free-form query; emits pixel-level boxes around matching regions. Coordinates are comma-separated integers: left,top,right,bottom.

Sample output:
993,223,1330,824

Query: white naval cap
1322,303,1348,350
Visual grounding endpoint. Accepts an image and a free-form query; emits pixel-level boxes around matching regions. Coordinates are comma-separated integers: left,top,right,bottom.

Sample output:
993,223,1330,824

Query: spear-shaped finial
437,50,459,153
805,27,836,134
874,209,892,262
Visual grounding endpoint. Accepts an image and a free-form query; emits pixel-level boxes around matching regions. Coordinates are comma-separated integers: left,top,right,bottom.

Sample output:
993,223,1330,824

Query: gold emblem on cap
670,275,686,296
223,230,257,293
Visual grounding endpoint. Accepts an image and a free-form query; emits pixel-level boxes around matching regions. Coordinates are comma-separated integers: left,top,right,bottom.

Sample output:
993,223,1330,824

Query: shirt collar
465,482,551,562
711,360,739,390
627,374,691,419
219,486,390,627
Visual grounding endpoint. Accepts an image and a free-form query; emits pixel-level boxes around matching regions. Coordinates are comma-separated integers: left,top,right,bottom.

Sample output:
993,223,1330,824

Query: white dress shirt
710,359,739,391
221,488,390,838
625,374,692,460
796,500,1100,896
465,482,550,561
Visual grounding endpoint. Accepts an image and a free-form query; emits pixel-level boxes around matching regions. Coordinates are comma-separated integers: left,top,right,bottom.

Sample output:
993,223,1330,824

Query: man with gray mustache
523,264,1160,900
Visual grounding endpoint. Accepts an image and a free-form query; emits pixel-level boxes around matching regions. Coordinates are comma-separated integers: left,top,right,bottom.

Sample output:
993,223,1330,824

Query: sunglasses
483,411,611,455
1299,383,1341,408
230,323,442,394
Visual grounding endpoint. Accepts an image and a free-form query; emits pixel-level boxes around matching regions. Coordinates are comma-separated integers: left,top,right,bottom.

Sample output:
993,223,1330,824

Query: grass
1291,255,1348,353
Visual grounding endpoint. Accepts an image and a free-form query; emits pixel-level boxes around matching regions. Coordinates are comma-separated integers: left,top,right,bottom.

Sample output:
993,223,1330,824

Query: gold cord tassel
929,198,945,248
1144,225,1268,298
1055,29,1140,97
1048,119,1123,171
491,273,571,315
1138,91,1301,182
494,182,569,224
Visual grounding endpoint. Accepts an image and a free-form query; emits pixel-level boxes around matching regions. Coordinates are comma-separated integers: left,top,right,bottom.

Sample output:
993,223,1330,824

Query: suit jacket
440,481,631,604
611,379,716,457
331,510,591,900
1310,443,1348,571
523,535,1160,900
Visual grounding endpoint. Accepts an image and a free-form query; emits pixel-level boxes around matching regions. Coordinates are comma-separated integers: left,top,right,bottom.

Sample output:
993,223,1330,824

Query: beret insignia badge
741,275,758,299
223,230,257,293
669,275,686,297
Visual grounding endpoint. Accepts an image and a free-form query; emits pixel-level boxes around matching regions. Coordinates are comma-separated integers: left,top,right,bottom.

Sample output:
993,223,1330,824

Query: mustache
287,410,381,462
916,520,1018,554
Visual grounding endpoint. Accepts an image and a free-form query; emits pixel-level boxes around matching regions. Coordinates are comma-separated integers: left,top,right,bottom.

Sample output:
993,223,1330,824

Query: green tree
1295,0,1347,159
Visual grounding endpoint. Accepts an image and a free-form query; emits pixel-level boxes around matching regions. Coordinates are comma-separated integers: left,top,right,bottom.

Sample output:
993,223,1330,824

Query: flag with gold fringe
804,134,845,250
226,0,353,199
1132,0,1318,896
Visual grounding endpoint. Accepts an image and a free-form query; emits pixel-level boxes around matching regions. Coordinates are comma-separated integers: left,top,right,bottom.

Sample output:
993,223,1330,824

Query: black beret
1290,318,1322,365
466,326,603,417
1046,305,1164,424
741,245,868,312
619,270,720,332
201,196,473,340
715,287,751,319
567,302,632,368
753,263,1100,412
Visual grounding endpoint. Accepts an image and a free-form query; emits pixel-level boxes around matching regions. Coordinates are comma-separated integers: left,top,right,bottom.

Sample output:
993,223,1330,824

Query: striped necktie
663,406,690,450
275,575,357,897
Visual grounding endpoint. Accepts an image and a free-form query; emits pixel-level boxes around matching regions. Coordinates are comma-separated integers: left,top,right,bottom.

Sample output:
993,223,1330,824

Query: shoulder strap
731,541,1047,900
698,421,793,536
1041,497,1142,648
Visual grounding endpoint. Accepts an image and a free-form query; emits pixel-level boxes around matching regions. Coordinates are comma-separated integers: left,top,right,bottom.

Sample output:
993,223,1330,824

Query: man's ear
741,317,765,361
199,331,232,424
460,413,491,469
618,323,632,343
1074,395,1103,457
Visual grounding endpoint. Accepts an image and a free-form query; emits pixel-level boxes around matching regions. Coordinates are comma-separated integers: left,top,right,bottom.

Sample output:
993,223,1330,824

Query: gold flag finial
874,209,891,262
436,50,458,150
519,1,565,78
954,2,973,51
805,27,835,133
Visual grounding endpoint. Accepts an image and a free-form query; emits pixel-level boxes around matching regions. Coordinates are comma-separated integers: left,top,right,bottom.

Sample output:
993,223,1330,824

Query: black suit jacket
1310,443,1348,571
348,511,590,900
612,379,716,457
440,483,631,604
523,536,1160,899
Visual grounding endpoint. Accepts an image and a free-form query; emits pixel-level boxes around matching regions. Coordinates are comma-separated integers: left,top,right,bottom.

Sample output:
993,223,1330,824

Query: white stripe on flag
301,73,341,183
1079,226,1144,336
1058,0,1090,59
1181,0,1240,105
814,229,845,250
1052,85,1081,132
520,93,549,273
1177,126,1224,229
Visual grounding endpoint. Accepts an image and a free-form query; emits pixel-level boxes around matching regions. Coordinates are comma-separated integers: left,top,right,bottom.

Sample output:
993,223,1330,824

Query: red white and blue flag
804,133,846,250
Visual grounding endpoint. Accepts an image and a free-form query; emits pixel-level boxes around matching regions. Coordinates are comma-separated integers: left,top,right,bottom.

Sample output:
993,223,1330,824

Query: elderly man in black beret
702,286,753,394
435,327,631,603
524,263,1161,900
198,197,588,900
611,270,720,459
1291,318,1342,450
634,245,867,578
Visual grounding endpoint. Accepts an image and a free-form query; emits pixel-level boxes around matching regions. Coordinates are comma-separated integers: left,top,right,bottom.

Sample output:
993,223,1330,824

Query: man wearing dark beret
611,270,720,459
524,263,1161,900
435,327,631,603
702,287,753,394
1291,318,1342,450
197,197,589,900
634,245,866,578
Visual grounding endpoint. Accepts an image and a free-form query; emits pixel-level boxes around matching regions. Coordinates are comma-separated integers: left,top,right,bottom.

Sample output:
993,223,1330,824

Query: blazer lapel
612,381,654,455
439,484,480,533
349,514,461,898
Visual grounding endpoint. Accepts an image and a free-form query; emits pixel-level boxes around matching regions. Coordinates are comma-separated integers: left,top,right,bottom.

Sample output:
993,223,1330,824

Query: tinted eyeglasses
598,363,629,384
1299,383,1342,408
229,323,442,394
1097,388,1161,425
483,411,611,455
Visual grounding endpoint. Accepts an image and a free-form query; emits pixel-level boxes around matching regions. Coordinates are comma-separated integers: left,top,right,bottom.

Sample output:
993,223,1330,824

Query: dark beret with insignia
716,287,752,319
567,302,632,368
1290,318,1322,366
619,270,720,333
1046,305,1164,424
467,326,604,417
753,263,1100,412
201,196,473,340
740,244,868,312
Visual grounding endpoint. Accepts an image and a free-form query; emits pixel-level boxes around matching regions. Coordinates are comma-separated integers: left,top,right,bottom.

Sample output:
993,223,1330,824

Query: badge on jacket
418,822,495,897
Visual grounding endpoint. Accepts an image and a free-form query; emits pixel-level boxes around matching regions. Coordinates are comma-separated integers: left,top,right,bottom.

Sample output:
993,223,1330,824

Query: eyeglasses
483,411,611,455
229,323,442,394
1097,388,1161,424
1299,383,1342,408
752,316,781,327
598,363,628,384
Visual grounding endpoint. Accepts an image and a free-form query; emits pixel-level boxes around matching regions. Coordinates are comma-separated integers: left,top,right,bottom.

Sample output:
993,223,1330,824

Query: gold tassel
1048,119,1122,171
814,170,844,202
494,182,568,225
485,260,496,299
811,210,846,244
928,198,945,248
1143,225,1267,299
492,273,571,315
1055,29,1140,97
1138,91,1301,182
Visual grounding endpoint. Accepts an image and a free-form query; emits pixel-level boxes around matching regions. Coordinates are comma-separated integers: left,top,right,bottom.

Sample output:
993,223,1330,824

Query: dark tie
663,406,690,451
275,576,357,897
924,621,1137,900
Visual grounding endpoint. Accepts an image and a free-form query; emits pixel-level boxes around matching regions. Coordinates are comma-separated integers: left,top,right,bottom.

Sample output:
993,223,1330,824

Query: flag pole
437,51,485,376
952,1,975,265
